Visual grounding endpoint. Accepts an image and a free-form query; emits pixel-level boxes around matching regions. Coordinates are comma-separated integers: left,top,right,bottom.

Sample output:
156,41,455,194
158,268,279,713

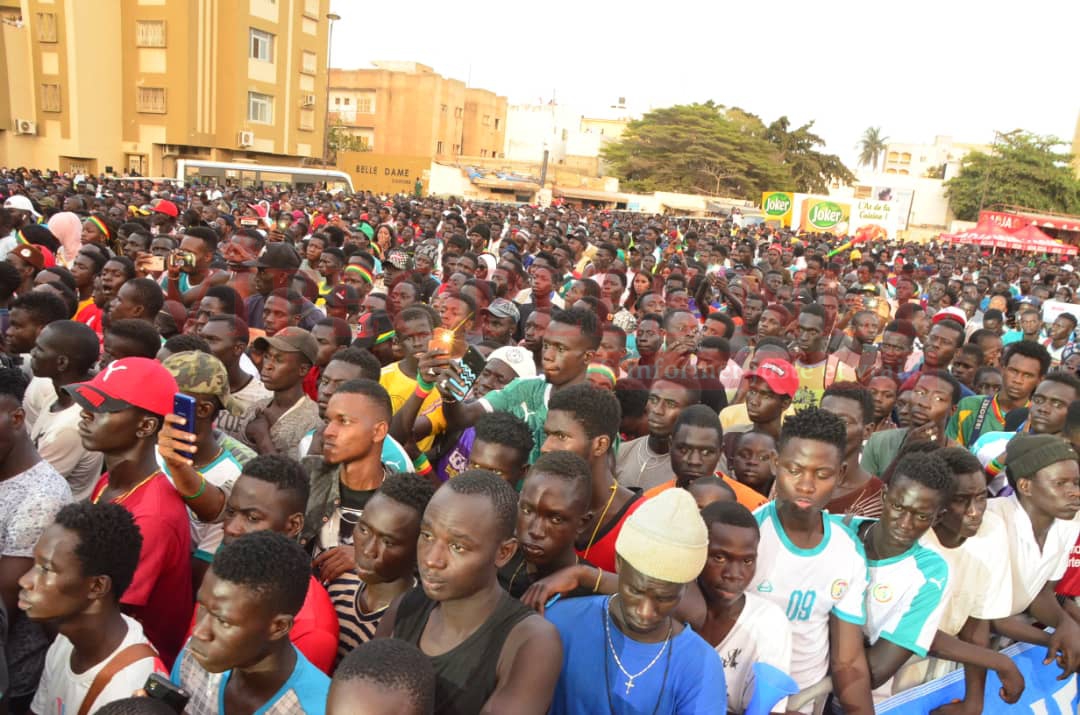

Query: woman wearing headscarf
47,211,83,267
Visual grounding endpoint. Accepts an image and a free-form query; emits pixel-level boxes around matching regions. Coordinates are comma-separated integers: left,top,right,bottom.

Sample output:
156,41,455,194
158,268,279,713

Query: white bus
176,160,354,194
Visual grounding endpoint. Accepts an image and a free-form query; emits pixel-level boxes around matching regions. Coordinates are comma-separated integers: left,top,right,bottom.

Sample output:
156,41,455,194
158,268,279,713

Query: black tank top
393,586,533,715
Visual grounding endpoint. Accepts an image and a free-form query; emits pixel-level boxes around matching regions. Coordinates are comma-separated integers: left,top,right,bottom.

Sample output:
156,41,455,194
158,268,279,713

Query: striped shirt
328,572,413,661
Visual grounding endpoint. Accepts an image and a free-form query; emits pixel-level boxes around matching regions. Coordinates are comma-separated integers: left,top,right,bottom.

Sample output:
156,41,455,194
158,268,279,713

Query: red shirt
74,298,103,335
575,492,646,573
1056,533,1080,597
92,472,192,668
302,364,322,402
642,473,768,512
186,574,339,673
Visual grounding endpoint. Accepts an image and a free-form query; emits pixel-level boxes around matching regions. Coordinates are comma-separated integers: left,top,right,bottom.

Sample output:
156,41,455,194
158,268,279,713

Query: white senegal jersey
751,502,869,689
850,517,949,657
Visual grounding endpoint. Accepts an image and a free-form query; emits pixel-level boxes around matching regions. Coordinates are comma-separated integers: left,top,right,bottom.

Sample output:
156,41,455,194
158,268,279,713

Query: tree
326,123,370,163
766,116,856,194
857,127,888,171
944,131,1080,221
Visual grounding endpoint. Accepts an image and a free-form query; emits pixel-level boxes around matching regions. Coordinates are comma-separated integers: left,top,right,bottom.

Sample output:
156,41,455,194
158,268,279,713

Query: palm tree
857,127,888,171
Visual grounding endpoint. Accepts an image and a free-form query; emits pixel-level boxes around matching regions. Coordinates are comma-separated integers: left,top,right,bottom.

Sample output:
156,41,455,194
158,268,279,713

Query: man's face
310,324,343,368
745,377,788,424
939,470,988,540
530,267,553,296
1001,353,1042,404
614,559,684,638
757,309,785,340
732,432,776,494
923,324,961,368
670,424,721,483
260,347,308,392
895,278,915,301
796,313,825,354
764,272,783,295
909,375,955,427
976,335,1003,368
417,488,513,602
394,317,432,364
221,475,300,545
878,476,943,553
1018,312,1042,336
645,380,694,439
516,472,589,571
190,572,280,673
199,320,241,369
522,311,550,352
975,370,1002,397
16,523,93,622
438,297,471,333
466,438,527,485
1051,317,1074,342
666,290,690,312
743,298,765,327
596,331,626,371
107,282,144,322
28,325,64,379
820,395,867,461
99,260,128,301
262,296,295,336
541,321,594,386
192,296,226,335
77,405,146,454
775,436,843,515
468,359,518,401
699,522,759,608
316,360,365,419
6,308,41,354
70,252,98,290
179,236,209,273
1022,461,1080,522
353,492,421,585
950,351,979,388
852,313,878,345
1029,380,1077,435
665,312,698,344
323,391,385,465
482,314,516,345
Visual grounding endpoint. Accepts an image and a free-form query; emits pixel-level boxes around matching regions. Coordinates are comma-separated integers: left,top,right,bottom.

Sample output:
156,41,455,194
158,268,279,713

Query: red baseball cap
748,358,799,398
152,199,178,218
65,357,178,416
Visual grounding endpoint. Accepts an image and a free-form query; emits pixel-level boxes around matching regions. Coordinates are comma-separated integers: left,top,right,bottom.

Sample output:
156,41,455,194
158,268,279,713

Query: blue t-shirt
171,644,329,714
546,595,726,715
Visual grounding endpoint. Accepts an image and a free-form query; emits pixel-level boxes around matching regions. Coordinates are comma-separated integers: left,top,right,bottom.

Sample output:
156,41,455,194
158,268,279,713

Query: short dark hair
183,226,219,253
377,472,437,518
474,412,534,460
936,446,983,476
316,317,353,347
268,288,303,316
445,470,519,540
528,450,592,505
1041,370,1080,399
0,366,30,403
700,336,731,353
1057,312,1078,329
0,261,21,301
652,373,702,405
206,314,250,346
334,378,392,421
550,306,602,349
700,500,759,533
615,377,649,420
332,639,436,715
891,452,956,505
673,404,722,442
125,278,166,319
39,266,78,293
328,347,381,381
546,383,621,443
400,306,435,329
822,382,874,425
43,319,100,373
705,312,735,338
800,303,826,323
917,368,963,405
162,333,211,355
933,319,965,348
1002,340,1051,377
240,455,310,515
96,698,178,715
1066,400,1080,436
11,290,69,326
778,407,846,455
106,319,162,359
204,285,245,322
54,502,143,601
210,531,309,616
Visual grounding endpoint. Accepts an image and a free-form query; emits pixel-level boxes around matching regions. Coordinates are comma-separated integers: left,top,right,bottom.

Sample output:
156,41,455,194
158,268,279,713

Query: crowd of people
0,164,1077,714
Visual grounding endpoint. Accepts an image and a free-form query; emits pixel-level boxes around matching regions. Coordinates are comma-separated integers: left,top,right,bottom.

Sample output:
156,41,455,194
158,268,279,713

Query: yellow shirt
793,358,856,411
379,362,442,451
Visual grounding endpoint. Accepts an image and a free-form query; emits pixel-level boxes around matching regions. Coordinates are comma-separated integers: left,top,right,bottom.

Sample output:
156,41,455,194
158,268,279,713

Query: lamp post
322,11,341,169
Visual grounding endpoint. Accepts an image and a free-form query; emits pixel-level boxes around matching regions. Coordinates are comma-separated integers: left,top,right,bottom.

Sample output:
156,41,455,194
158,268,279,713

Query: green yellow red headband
374,329,395,345
88,216,111,240
345,264,373,284
587,364,616,385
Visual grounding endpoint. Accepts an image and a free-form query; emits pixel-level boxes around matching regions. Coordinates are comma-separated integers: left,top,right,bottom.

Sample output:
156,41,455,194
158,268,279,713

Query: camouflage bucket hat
162,350,241,416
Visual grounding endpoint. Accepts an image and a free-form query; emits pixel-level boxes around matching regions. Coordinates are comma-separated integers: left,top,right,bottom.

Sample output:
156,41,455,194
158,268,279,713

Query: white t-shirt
920,511,1013,635
30,615,166,715
986,494,1080,615
21,375,55,430
751,502,869,691
715,592,793,714
215,374,272,445
31,400,104,501
852,518,949,657
158,449,243,560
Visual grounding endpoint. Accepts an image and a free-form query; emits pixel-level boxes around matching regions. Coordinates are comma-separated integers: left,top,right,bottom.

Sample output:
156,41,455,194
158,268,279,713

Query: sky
328,0,1080,169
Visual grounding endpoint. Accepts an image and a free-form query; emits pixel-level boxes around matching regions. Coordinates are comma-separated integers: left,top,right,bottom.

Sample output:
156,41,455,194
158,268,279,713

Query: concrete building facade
881,135,990,180
0,0,332,176
328,62,507,161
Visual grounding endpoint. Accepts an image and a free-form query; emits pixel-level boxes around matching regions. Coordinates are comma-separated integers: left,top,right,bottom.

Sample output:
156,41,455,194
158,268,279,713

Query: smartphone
171,251,196,269
145,255,165,272
428,327,457,355
276,216,291,231
173,394,197,460
239,217,259,227
145,673,190,714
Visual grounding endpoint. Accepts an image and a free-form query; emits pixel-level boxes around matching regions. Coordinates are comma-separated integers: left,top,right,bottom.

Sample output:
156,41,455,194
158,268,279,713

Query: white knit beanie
615,489,708,584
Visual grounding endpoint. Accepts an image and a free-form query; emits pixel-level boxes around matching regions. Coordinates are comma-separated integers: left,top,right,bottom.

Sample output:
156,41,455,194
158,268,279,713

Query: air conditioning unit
161,144,180,156
301,94,316,108
237,131,254,147
13,119,36,135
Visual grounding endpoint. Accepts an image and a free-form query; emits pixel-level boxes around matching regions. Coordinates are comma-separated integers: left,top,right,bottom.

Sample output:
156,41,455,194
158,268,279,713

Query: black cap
251,243,301,270
353,310,396,349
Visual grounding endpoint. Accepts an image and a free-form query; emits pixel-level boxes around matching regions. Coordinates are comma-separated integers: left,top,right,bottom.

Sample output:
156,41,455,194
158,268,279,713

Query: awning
554,187,633,202
981,209,1080,233
471,177,538,192
1010,224,1079,255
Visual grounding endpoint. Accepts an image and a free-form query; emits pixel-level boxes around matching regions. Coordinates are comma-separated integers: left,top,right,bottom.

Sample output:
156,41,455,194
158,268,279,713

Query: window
301,50,317,74
494,118,500,130
41,84,61,112
299,109,315,131
480,149,488,158
135,20,166,47
334,97,341,105
357,97,372,113
436,141,444,154
136,87,167,114
343,97,350,106
454,107,463,119
440,104,447,114
36,12,57,42
249,28,274,61
247,92,273,123
453,144,461,155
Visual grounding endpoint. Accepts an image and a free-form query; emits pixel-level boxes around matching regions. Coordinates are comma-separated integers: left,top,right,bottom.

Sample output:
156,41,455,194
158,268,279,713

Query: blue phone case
173,394,197,460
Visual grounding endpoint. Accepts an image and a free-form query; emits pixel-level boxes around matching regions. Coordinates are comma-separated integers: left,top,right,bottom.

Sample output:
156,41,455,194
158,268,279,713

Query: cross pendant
624,678,635,695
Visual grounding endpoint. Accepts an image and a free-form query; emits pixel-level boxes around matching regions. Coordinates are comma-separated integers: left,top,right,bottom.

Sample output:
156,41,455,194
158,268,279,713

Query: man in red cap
720,357,798,465
151,199,179,236
67,357,192,666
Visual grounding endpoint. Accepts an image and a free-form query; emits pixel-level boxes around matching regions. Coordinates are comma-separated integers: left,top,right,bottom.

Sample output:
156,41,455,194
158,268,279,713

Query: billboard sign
338,153,431,195
760,191,794,227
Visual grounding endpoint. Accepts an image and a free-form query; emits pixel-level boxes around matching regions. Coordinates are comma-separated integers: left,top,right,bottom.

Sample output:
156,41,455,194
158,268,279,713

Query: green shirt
946,395,1006,447
480,376,552,463
860,428,910,479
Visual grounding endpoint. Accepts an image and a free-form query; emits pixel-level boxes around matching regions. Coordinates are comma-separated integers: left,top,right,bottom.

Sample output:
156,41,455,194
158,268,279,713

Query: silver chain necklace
603,595,673,695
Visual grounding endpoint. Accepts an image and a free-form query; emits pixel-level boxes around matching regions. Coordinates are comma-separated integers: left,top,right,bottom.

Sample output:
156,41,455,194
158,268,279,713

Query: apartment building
0,0,331,176
328,61,507,160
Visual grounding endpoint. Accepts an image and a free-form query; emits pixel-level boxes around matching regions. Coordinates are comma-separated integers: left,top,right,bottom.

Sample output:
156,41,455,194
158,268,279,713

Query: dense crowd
0,165,1077,714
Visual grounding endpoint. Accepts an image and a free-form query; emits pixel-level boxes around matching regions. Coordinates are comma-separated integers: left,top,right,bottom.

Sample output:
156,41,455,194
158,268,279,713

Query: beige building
0,0,331,177
328,62,507,161
881,135,990,179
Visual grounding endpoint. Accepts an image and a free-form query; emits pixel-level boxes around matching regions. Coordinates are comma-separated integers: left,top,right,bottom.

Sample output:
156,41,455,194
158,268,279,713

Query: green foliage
600,102,854,199
944,131,1080,221
327,123,370,161
857,127,888,170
